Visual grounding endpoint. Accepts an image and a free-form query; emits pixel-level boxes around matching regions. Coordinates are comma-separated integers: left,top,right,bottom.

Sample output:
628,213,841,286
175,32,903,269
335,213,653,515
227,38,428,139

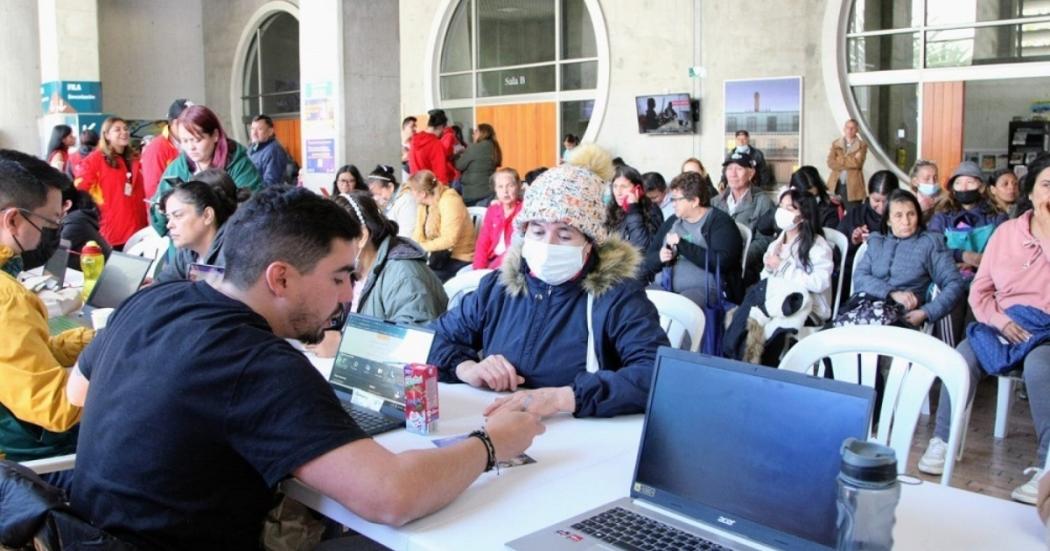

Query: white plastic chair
822,227,849,319
850,240,868,293
645,290,706,352
122,226,161,254
779,325,970,485
735,222,752,275
467,206,487,235
443,268,493,309
994,370,1025,439
20,453,76,475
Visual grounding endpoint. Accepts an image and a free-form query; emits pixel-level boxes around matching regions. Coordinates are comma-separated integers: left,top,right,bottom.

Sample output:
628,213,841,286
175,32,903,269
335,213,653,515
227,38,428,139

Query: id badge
124,182,133,196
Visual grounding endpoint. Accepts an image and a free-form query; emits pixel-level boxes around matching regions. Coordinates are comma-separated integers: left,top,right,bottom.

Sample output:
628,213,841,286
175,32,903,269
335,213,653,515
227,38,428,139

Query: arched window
434,0,606,167
841,0,1050,177
241,12,300,136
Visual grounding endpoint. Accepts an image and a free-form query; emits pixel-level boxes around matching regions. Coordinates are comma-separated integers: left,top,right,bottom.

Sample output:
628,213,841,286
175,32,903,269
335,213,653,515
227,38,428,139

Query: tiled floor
907,376,1040,503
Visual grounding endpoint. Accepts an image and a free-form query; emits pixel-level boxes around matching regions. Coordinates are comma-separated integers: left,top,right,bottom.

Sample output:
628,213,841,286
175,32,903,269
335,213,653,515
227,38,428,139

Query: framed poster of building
723,77,803,186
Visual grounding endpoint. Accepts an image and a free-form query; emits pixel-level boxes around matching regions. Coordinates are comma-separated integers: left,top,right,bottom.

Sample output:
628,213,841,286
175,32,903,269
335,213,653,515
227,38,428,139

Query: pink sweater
969,210,1050,331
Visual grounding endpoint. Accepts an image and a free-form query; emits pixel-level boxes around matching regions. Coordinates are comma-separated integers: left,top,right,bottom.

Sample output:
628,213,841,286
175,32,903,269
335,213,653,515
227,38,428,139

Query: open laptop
48,251,152,334
329,313,436,436
42,239,71,287
508,349,875,551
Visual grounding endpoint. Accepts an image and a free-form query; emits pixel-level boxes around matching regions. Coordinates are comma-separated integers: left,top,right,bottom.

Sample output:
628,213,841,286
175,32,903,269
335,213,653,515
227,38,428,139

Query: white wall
964,77,1050,152
98,0,205,120
0,0,42,153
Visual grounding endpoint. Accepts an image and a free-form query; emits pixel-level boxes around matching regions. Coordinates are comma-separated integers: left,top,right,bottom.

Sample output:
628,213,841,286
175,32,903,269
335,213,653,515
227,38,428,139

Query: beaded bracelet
469,429,498,472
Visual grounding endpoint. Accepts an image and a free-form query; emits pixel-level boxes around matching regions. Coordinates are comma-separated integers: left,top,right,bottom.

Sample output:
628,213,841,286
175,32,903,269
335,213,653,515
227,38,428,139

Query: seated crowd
2,101,1050,547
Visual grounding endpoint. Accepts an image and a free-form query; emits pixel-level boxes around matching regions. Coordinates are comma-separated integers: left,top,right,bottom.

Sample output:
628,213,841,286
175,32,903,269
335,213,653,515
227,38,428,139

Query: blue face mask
735,145,750,154
917,183,939,197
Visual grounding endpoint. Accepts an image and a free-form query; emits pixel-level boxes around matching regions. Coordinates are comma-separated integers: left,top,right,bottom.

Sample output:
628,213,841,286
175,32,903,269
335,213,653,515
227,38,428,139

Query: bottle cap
839,437,897,487
82,241,102,256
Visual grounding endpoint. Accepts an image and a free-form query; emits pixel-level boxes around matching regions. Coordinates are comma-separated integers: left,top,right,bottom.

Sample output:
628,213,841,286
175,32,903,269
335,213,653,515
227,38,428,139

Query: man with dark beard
64,187,544,549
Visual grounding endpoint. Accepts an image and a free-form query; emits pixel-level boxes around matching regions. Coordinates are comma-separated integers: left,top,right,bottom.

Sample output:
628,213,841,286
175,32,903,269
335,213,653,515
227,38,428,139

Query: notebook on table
508,348,875,551
48,251,152,335
328,313,435,436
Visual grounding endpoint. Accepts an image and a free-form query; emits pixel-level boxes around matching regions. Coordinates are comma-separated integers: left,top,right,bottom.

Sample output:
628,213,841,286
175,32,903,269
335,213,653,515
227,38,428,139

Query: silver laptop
508,348,875,551
329,313,435,436
48,251,152,334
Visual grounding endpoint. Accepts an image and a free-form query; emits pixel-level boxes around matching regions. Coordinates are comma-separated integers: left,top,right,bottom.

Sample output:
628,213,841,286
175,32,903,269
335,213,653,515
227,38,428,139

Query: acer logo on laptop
717,516,737,527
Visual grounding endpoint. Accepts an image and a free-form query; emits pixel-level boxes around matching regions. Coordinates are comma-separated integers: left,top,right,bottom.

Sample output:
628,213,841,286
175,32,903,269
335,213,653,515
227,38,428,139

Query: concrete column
298,0,345,193
38,0,106,156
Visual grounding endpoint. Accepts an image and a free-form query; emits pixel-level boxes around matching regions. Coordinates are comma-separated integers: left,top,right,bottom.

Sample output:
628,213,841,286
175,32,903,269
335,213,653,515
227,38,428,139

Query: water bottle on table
80,241,104,301
836,438,900,551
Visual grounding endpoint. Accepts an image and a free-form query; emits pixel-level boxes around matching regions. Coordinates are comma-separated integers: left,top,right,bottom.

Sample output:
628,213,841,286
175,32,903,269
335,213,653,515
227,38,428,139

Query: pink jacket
969,210,1050,331
472,200,522,269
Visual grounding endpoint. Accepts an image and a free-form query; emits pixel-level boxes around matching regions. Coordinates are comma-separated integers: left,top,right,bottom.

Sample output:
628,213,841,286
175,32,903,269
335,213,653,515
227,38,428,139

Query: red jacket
141,136,180,199
74,150,147,247
408,131,456,184
472,200,522,269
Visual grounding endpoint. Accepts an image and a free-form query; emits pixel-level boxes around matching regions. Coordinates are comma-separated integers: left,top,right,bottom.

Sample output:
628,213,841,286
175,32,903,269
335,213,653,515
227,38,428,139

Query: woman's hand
961,251,983,268
304,330,341,358
889,290,919,310
902,309,928,327
659,246,675,263
851,225,868,245
1002,321,1032,345
455,354,524,391
483,387,575,418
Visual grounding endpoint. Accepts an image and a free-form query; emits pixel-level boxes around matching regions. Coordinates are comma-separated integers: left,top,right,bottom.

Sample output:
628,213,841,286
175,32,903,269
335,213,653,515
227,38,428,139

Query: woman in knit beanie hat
428,144,669,419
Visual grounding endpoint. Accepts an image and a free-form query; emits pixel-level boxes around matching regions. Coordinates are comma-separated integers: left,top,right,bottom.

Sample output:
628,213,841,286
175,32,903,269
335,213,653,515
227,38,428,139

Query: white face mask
917,183,939,197
775,207,799,231
521,239,586,286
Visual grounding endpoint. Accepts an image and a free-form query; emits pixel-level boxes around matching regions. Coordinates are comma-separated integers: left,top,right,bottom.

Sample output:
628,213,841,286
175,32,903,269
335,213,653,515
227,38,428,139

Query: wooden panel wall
921,82,965,187
273,117,302,166
475,102,557,174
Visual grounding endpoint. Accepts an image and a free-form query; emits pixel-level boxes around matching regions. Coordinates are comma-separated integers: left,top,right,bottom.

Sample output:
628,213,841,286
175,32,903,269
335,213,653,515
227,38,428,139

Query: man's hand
659,246,675,263
304,330,341,358
483,410,546,462
664,232,681,246
483,387,575,418
1002,321,1032,345
455,354,524,391
889,291,919,311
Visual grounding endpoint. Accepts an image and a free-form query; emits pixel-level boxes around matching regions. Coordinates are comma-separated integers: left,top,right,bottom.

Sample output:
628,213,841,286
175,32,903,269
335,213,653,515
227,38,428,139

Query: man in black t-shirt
66,188,544,550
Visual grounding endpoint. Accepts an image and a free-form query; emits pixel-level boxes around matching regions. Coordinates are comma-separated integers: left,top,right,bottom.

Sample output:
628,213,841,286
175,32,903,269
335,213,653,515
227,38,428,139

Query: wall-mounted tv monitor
636,93,694,135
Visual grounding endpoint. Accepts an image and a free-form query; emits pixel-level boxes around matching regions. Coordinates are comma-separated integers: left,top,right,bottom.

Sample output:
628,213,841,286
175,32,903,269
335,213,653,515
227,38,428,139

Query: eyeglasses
669,196,692,203
17,208,63,232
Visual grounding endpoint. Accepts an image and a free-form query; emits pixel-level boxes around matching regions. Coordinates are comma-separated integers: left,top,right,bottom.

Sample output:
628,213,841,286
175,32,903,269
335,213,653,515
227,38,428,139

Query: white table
287,356,1047,550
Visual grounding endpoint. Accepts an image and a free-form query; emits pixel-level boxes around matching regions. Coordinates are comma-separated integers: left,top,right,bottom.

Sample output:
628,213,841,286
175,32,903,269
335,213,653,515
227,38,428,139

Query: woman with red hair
148,105,262,234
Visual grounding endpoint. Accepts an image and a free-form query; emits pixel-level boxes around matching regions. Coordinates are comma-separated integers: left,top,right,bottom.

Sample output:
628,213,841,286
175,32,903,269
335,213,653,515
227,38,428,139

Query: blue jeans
934,339,1050,463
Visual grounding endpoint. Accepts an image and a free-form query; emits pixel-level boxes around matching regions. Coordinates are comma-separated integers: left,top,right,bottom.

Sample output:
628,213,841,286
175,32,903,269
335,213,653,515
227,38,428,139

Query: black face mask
954,189,981,205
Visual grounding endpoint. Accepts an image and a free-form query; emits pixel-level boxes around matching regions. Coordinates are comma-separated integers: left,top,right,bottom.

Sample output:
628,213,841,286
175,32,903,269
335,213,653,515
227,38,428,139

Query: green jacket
454,140,497,203
357,236,448,324
149,140,263,235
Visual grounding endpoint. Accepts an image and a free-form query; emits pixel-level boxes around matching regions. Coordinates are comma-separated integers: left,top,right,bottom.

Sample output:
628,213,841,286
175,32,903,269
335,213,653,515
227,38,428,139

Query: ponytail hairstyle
176,105,231,171
407,169,440,196
332,190,399,249
160,169,239,227
476,123,503,167
366,164,399,191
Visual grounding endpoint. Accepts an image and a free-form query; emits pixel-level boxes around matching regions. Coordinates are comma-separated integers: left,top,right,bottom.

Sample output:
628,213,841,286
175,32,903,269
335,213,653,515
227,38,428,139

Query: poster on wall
303,81,335,126
305,138,336,173
723,77,802,186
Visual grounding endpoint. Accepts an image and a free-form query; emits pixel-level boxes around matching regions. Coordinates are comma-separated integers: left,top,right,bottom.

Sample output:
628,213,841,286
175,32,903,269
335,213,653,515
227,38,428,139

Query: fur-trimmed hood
498,237,640,298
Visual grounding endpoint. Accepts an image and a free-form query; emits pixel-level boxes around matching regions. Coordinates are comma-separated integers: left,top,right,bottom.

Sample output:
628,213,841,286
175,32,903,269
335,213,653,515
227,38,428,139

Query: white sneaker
917,437,947,475
1011,467,1044,505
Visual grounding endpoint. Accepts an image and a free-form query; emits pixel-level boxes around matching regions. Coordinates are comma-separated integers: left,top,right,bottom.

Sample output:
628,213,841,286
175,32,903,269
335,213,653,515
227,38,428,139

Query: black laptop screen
633,352,873,549
87,252,152,309
330,315,434,404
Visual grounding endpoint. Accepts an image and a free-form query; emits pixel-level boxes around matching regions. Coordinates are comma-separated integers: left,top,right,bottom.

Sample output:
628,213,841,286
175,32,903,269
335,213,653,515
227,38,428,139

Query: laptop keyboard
571,507,729,551
342,403,401,435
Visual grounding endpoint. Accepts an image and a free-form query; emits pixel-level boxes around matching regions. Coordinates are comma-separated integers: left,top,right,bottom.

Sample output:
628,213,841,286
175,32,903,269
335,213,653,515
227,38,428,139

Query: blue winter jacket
428,238,670,417
248,138,291,187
